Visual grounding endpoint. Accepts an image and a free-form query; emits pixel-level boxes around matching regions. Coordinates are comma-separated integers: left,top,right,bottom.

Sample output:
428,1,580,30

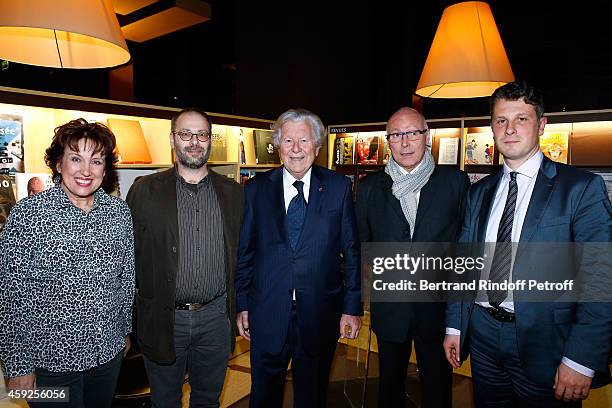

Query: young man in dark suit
444,82,612,407
356,107,470,408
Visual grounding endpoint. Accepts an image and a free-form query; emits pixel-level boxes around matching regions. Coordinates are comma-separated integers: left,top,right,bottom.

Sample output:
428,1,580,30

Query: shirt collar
174,165,210,187
283,167,312,191
503,150,543,180
48,184,111,210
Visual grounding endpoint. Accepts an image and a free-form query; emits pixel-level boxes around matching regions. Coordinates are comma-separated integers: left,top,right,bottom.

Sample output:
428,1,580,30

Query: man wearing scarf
356,107,470,408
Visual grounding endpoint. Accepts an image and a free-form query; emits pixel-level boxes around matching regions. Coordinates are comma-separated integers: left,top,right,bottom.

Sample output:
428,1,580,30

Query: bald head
27,177,46,196
386,108,426,134
386,107,429,172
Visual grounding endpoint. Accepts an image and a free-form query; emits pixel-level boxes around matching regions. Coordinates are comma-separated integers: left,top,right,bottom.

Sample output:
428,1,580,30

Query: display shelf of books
328,119,462,192
0,86,276,199
330,111,612,188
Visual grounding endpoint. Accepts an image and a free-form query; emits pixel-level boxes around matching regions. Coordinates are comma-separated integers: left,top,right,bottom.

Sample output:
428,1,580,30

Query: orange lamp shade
416,1,514,98
107,118,152,164
0,0,130,69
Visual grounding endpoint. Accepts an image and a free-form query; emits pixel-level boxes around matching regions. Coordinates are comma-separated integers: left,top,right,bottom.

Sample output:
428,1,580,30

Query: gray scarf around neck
384,150,435,237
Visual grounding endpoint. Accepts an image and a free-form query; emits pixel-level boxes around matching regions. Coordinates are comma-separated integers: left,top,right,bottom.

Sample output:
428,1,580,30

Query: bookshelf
0,86,278,199
328,110,612,193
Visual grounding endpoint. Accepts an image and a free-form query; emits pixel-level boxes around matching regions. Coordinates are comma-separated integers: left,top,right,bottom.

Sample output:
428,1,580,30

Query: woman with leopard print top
0,119,135,408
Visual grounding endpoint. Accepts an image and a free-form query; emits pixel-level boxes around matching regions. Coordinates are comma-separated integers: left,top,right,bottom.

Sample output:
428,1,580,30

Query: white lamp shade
0,0,130,69
416,1,514,98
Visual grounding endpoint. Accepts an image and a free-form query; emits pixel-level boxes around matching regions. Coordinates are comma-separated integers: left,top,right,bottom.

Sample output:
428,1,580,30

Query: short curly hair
45,118,119,193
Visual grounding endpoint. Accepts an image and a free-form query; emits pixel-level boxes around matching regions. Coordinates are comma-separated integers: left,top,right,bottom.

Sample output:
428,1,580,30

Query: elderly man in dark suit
127,107,244,408
356,107,470,408
444,82,612,407
235,108,362,408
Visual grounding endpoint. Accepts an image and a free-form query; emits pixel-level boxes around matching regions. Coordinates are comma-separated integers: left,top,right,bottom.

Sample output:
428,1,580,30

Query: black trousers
377,336,452,408
30,351,123,408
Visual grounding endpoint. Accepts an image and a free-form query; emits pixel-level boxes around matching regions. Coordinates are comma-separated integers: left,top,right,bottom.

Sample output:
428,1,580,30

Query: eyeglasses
386,129,428,143
173,130,211,143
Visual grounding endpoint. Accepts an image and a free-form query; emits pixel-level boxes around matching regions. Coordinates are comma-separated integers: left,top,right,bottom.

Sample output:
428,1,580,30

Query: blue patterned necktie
488,171,518,307
286,180,307,250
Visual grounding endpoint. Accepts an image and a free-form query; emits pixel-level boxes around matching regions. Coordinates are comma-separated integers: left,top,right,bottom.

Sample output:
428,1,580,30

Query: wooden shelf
239,164,281,169
117,163,173,169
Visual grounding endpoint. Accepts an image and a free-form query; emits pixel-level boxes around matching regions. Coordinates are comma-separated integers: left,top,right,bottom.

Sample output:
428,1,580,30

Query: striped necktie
488,171,518,307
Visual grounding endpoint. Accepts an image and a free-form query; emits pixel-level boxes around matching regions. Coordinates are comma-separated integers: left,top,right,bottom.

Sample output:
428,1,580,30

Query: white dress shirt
446,150,593,377
283,167,311,211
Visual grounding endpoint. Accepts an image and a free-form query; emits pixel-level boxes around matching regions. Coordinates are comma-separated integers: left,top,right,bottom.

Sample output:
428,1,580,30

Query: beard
175,145,211,169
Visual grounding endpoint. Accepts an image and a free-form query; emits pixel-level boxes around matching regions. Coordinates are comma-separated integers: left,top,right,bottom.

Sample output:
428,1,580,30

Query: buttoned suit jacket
235,165,361,355
356,166,470,343
446,156,612,387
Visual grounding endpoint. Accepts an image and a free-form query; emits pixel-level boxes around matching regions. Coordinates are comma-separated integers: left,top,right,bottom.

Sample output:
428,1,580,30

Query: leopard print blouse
0,185,135,378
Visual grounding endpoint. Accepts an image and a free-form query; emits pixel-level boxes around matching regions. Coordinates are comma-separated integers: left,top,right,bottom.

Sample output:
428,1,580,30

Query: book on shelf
0,174,16,233
115,169,159,200
333,134,355,165
14,173,54,201
539,131,569,164
239,167,274,187
355,132,381,165
437,137,459,165
465,133,495,165
381,136,390,164
0,114,24,173
210,124,228,162
468,173,489,185
253,130,280,164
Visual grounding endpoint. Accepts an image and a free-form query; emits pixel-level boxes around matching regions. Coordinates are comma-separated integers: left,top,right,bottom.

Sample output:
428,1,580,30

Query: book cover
15,173,54,201
381,135,390,164
253,130,280,164
209,124,228,162
0,174,16,233
115,169,158,200
0,114,24,174
355,132,381,165
465,133,495,165
539,131,569,164
468,173,489,184
333,134,355,165
438,137,459,165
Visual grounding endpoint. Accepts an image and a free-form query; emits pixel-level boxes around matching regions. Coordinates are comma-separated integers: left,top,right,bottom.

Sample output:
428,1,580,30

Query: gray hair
272,108,326,148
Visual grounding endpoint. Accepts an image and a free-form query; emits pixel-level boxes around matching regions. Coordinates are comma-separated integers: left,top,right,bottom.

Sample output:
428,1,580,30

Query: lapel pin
319,186,324,192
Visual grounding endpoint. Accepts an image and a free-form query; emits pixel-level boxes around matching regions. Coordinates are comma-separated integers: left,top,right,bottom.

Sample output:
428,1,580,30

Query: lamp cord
53,30,64,68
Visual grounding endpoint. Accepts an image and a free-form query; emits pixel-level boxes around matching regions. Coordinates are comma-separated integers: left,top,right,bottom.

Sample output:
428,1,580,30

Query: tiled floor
2,340,611,408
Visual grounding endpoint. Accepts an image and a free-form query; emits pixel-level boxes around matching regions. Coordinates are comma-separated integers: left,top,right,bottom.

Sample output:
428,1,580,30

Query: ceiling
1,0,611,125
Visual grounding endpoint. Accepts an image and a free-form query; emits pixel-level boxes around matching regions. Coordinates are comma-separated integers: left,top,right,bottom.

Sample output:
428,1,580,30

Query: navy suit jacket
446,156,612,387
235,165,361,355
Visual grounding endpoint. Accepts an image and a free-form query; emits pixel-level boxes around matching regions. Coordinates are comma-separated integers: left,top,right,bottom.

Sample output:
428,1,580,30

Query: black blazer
356,166,470,342
126,168,244,364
